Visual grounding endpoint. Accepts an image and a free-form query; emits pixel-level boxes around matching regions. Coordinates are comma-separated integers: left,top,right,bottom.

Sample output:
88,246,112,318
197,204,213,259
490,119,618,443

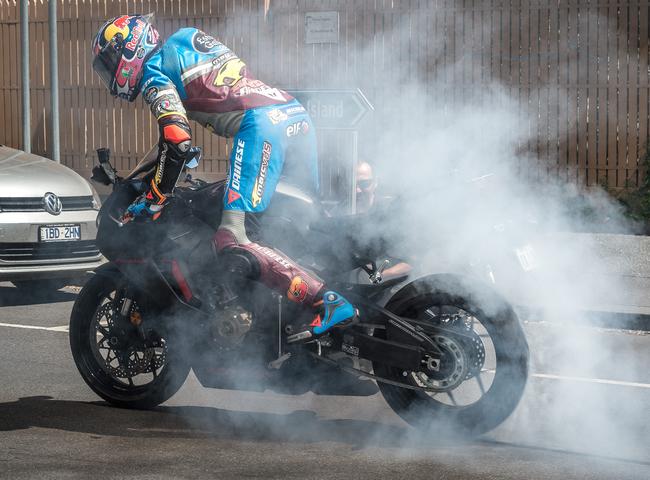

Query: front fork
114,288,149,343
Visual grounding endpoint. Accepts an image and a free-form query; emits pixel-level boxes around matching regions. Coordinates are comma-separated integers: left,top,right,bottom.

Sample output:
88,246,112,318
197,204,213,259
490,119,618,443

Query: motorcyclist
91,14,356,341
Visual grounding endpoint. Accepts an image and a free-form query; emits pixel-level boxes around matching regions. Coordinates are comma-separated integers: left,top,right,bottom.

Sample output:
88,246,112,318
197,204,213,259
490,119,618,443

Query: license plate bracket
39,224,81,242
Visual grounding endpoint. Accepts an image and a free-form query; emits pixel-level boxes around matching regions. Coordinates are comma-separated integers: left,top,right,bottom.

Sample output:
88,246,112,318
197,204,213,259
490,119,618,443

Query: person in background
355,161,412,280
355,161,378,214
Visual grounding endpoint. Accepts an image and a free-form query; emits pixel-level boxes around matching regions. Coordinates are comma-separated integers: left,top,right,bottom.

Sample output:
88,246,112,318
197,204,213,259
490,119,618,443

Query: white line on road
531,372,650,389
0,322,69,332
0,322,648,389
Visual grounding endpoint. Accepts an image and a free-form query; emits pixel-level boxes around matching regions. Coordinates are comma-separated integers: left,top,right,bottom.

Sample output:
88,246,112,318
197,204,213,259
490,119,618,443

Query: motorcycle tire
373,274,529,437
69,271,191,409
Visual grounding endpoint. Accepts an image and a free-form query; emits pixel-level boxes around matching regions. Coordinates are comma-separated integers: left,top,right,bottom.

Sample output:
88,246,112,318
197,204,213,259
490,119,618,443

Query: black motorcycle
69,148,529,436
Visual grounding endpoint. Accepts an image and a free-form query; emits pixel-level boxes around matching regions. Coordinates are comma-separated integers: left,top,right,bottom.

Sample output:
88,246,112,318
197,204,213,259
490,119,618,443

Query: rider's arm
143,82,192,205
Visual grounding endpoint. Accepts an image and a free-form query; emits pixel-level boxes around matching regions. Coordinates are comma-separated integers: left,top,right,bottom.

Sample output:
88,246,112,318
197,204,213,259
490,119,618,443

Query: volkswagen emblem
43,192,62,216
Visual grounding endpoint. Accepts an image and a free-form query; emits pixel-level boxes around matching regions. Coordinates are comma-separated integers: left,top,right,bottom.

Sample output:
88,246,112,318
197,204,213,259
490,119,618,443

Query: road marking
530,372,650,389
0,321,648,389
0,322,68,332
482,369,650,389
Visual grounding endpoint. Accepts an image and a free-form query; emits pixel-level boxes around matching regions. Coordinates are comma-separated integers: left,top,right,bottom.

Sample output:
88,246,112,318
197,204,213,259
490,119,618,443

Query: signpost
304,11,339,44
288,89,373,130
287,89,374,212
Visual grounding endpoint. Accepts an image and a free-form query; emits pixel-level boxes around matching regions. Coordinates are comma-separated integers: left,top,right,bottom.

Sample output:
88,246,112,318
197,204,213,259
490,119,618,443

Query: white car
0,145,104,291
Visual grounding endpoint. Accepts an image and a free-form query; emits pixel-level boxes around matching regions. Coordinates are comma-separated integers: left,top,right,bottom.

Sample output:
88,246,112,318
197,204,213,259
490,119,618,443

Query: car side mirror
90,165,112,186
94,148,119,185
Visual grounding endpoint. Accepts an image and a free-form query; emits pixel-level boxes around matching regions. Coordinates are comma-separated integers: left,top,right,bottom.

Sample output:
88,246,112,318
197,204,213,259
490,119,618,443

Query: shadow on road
0,395,468,451
0,285,77,307
2,396,649,469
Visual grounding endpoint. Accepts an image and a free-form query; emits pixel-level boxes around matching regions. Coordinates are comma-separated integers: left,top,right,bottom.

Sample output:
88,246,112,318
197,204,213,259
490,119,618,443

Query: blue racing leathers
138,27,326,310
139,27,318,211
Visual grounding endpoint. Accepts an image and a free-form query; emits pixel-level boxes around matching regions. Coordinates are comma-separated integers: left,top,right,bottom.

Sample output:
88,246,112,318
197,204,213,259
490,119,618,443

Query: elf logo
286,121,309,137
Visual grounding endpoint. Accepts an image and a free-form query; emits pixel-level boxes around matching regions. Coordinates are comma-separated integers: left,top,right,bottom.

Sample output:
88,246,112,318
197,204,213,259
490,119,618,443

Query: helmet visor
92,41,122,92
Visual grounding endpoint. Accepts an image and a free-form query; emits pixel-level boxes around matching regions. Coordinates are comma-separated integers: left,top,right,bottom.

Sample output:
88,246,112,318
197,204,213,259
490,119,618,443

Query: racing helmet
91,14,161,101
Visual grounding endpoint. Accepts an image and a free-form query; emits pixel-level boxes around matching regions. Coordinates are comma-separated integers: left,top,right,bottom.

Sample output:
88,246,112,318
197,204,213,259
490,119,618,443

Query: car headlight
87,181,102,210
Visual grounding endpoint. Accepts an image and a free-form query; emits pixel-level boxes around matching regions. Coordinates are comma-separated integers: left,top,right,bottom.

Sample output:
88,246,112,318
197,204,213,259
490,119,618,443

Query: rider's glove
122,193,165,223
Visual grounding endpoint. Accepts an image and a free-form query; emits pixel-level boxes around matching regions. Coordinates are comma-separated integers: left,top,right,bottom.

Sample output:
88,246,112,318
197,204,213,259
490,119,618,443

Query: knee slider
220,248,260,279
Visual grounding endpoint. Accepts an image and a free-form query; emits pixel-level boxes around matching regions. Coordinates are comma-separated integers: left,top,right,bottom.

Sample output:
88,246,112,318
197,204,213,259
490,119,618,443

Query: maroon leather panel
214,229,323,305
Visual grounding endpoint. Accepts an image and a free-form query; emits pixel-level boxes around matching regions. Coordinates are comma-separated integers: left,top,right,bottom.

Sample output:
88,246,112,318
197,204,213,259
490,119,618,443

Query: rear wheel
373,275,529,436
69,271,190,409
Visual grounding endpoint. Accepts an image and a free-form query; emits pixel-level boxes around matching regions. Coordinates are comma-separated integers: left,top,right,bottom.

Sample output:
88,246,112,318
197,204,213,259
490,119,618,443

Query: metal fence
1,0,649,191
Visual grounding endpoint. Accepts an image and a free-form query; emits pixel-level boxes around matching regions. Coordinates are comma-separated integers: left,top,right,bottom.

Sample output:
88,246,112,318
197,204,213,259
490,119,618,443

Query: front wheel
373,275,529,437
69,270,190,409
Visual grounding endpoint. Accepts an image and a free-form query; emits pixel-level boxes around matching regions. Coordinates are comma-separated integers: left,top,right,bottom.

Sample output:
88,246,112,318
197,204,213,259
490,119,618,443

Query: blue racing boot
287,291,357,343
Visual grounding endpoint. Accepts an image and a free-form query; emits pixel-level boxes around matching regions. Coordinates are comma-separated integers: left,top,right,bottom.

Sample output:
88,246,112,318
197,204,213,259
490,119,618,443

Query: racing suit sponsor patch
251,141,271,208
251,244,293,269
191,31,221,53
283,105,306,116
286,121,309,137
267,109,288,125
235,83,285,102
155,143,168,185
144,86,158,103
227,188,241,204
153,93,185,118
230,139,245,191
287,276,308,303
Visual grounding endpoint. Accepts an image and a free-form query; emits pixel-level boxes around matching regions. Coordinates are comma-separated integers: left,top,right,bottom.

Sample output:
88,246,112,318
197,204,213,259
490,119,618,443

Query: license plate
39,225,81,242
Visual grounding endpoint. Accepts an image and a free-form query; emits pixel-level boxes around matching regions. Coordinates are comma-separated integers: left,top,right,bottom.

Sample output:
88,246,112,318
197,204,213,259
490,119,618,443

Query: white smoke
341,10,648,463
161,4,648,466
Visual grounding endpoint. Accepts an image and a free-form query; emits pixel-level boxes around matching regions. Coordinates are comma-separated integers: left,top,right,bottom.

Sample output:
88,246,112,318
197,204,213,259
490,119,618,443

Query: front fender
90,261,124,282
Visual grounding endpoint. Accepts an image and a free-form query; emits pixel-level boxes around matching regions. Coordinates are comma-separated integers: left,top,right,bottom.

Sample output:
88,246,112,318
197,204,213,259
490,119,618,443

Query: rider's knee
219,249,260,279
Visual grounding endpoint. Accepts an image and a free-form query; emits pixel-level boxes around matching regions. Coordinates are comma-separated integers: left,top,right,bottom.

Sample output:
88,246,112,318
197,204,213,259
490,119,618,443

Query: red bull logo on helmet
125,18,147,53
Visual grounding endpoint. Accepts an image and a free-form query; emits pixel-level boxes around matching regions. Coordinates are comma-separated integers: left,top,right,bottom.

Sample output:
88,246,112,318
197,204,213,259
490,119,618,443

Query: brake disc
93,301,166,380
461,330,486,380
412,334,470,392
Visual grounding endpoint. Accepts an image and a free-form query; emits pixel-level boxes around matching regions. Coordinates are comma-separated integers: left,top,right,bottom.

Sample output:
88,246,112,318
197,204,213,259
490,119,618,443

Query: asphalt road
0,282,649,479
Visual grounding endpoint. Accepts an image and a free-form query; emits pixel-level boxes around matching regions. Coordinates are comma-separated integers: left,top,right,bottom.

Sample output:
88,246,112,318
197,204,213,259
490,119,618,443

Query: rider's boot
286,291,358,343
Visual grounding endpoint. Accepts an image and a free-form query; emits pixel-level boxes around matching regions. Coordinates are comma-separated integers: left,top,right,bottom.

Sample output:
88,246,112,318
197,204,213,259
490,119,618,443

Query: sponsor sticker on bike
342,343,359,356
515,244,538,272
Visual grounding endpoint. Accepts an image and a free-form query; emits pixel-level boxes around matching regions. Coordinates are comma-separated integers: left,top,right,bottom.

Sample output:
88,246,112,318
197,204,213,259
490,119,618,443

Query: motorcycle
69,148,529,437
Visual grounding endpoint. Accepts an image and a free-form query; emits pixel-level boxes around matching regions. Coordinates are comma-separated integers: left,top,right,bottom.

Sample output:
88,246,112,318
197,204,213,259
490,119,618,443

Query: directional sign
287,89,374,130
